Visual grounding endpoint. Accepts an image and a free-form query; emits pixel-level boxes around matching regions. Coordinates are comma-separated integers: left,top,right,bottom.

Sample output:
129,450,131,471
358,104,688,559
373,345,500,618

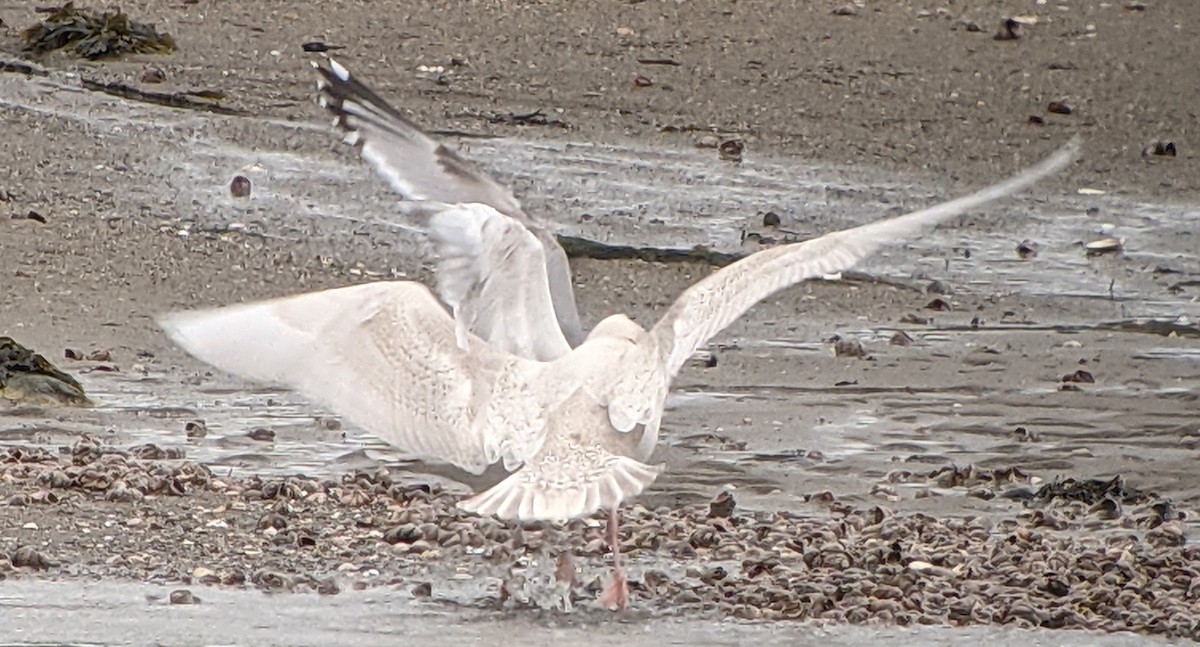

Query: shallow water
0,579,1178,647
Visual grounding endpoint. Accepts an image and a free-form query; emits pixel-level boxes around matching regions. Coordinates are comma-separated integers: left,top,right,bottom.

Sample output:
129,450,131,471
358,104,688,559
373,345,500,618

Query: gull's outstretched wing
159,282,545,473
408,202,573,361
650,137,1081,377
312,58,584,348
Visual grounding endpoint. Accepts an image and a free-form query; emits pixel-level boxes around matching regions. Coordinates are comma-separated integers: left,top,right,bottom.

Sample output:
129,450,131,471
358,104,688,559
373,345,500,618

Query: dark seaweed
0,337,90,405
21,3,176,60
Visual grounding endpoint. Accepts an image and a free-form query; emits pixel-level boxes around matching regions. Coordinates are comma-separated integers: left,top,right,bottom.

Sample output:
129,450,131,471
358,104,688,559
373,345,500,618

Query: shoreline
1,434,1197,640
2,1,1198,642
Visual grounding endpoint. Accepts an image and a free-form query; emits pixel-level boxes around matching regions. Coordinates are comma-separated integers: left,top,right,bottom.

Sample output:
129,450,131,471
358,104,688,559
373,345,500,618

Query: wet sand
3,579,1183,647
2,0,1199,644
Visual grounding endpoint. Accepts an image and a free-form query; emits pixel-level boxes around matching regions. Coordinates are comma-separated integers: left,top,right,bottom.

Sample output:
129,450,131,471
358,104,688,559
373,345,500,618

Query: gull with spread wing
163,58,1080,612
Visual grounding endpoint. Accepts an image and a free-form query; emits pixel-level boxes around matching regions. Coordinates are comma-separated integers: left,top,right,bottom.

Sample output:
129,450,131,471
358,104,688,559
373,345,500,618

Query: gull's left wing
313,57,584,348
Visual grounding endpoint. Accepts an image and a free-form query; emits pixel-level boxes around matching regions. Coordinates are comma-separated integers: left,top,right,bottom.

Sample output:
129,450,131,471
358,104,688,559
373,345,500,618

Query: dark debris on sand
0,436,1197,641
0,337,90,406
21,3,176,60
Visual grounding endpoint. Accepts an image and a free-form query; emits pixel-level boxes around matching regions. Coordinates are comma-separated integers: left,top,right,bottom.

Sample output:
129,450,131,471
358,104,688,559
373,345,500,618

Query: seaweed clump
0,337,91,406
21,2,176,60
556,234,743,266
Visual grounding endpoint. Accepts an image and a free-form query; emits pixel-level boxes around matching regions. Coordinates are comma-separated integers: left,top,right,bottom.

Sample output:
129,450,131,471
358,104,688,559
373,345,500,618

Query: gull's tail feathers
458,450,663,522
459,386,663,522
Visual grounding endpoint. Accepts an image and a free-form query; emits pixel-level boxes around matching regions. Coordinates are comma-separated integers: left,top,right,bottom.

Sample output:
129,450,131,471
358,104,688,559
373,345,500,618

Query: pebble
185,420,207,438
11,545,54,569
229,175,252,199
831,336,867,358
169,589,199,604
1016,239,1039,259
718,139,744,163
1143,141,1177,158
1085,238,1123,256
995,18,1022,40
248,428,276,442
1048,100,1073,115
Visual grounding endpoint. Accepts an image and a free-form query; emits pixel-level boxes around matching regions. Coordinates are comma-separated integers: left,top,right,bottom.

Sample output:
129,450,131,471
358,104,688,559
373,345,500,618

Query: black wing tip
310,57,430,144
311,58,357,121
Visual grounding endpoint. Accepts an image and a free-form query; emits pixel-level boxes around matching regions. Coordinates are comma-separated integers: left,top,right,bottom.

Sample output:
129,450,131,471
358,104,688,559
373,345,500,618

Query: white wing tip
329,58,350,81
156,310,194,340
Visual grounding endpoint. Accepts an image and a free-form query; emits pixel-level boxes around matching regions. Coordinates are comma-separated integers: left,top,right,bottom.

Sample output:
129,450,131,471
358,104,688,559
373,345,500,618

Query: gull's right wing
650,137,1082,378
313,57,523,215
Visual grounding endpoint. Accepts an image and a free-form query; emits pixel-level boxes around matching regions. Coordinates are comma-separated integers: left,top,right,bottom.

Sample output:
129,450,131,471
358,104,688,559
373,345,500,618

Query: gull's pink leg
597,506,629,610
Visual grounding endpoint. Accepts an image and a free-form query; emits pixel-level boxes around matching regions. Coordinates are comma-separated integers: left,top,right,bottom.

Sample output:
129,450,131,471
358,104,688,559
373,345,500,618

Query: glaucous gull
162,59,1080,610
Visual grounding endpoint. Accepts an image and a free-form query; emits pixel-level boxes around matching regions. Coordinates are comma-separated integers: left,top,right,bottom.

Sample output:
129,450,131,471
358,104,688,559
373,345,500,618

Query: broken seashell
1016,239,1039,259
1085,238,1122,256
1142,141,1177,158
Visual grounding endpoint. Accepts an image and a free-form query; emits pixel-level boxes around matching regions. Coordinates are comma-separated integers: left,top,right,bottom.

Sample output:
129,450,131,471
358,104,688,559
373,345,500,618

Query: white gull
160,58,1080,610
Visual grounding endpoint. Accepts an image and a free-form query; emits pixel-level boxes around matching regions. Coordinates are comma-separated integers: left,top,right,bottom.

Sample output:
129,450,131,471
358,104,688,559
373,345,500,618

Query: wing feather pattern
415,204,572,361
312,58,584,347
313,58,523,215
158,282,542,473
651,138,1081,377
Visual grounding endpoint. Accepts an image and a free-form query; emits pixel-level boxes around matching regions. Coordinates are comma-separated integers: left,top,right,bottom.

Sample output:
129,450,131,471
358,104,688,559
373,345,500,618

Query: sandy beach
2,1,1199,643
